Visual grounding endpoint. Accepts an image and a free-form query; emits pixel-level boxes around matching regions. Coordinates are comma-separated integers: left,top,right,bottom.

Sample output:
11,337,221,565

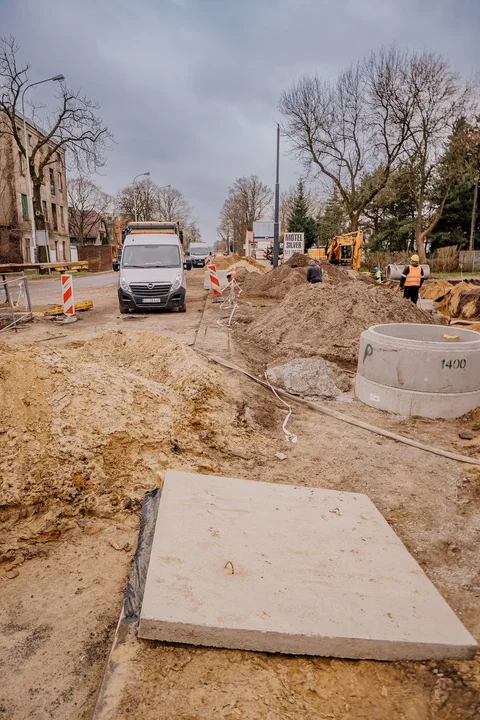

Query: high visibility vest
404,264,422,287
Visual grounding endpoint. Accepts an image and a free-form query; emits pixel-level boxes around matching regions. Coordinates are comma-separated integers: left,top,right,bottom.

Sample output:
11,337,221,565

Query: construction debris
44,300,94,316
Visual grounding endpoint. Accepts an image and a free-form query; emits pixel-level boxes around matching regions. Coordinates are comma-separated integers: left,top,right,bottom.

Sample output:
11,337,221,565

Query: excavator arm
327,231,364,271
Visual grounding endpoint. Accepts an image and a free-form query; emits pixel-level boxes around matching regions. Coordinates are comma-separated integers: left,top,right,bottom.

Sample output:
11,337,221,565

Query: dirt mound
0,332,264,563
285,252,310,267
421,279,453,301
236,281,435,368
243,256,266,271
242,264,308,298
320,261,353,285
211,254,242,270
436,282,480,320
242,261,352,299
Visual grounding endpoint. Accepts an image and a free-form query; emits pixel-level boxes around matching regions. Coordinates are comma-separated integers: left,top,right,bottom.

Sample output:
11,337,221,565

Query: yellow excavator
326,231,364,272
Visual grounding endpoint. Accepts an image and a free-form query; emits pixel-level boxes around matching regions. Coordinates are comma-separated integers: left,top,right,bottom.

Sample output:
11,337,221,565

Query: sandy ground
1,271,479,719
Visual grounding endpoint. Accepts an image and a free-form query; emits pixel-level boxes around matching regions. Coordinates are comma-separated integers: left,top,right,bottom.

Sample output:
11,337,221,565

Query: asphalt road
27,271,118,304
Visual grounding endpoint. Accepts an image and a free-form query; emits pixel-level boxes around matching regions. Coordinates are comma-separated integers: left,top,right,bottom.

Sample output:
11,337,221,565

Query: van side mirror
184,261,192,271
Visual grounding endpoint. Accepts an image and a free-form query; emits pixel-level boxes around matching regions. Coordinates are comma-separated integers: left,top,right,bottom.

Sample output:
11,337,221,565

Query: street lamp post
21,74,65,263
133,172,150,221
273,123,280,268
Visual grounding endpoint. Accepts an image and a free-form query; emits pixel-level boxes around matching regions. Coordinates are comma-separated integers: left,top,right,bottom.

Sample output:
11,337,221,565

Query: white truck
188,242,212,268
118,221,189,314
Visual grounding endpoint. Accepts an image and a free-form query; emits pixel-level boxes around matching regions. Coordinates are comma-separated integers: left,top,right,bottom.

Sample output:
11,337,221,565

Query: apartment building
0,112,70,263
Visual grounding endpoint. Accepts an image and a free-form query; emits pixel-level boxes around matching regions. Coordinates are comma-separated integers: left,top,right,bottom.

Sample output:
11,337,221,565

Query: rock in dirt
266,358,351,399
459,431,474,440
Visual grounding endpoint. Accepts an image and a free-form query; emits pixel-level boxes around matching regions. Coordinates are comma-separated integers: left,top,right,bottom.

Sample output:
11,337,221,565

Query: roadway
27,271,118,305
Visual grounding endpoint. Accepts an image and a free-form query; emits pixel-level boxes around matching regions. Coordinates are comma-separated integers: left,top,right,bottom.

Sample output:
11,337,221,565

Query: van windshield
191,247,208,256
122,244,181,268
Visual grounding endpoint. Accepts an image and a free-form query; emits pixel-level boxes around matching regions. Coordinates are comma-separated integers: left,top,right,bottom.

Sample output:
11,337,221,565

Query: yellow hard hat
411,254,420,262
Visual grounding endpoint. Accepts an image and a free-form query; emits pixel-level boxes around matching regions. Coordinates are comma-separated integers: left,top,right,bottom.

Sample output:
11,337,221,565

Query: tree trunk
349,214,359,232
32,175,49,263
32,177,45,231
415,220,427,264
470,176,478,252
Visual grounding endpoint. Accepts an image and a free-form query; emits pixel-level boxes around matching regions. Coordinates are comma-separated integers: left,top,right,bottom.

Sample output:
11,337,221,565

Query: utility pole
273,123,280,268
469,175,478,251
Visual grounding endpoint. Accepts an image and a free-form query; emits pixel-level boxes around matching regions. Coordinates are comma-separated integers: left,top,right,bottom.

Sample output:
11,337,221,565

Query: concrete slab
138,471,477,661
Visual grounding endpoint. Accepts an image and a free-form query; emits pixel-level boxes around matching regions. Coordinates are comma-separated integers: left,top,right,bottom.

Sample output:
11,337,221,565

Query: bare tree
68,176,112,244
280,186,296,231
117,177,158,222
117,179,197,228
279,46,412,232
398,52,475,261
157,185,192,224
183,220,202,248
0,36,112,235
219,175,273,254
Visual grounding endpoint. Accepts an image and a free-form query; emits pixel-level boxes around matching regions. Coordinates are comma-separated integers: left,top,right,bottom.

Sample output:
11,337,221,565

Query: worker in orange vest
400,254,424,303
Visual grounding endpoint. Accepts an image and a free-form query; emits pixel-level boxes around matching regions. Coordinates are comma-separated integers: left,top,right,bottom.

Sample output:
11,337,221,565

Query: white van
118,222,188,313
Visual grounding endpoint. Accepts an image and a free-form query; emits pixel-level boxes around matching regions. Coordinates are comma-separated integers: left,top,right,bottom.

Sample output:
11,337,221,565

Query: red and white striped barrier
208,264,222,297
61,273,75,316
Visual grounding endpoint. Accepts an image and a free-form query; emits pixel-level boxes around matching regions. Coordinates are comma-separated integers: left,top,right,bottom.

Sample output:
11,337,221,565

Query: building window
18,152,25,174
59,206,65,228
42,200,48,220
21,194,29,220
58,172,63,192
49,168,55,195
52,202,58,231
28,133,33,147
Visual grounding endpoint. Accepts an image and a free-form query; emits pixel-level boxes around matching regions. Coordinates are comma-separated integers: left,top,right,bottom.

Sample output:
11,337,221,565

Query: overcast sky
1,0,479,240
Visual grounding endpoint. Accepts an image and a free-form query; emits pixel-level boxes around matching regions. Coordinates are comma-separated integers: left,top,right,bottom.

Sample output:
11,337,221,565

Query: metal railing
0,273,33,333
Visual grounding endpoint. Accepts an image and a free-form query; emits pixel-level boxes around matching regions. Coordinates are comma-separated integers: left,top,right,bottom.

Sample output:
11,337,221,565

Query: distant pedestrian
373,266,382,283
400,254,424,304
307,260,323,284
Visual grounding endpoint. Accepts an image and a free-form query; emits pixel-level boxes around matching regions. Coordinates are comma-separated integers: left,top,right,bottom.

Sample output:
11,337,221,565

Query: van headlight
120,277,130,292
171,272,182,292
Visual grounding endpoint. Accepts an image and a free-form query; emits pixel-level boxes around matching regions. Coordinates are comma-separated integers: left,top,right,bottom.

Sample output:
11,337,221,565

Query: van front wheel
178,304,187,313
